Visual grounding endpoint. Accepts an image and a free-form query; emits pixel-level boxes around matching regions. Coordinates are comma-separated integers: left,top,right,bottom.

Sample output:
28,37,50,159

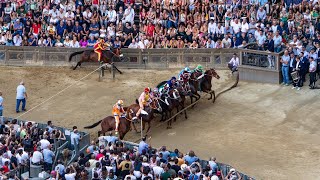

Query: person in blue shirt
28,34,37,46
87,36,96,48
138,136,149,154
184,151,199,164
43,145,55,171
166,76,178,90
89,20,100,39
56,21,66,38
73,21,83,40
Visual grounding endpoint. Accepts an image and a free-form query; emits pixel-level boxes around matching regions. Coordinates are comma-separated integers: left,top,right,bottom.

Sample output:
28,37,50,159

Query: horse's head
112,47,123,58
150,98,162,112
206,68,220,79
126,108,137,123
169,89,182,101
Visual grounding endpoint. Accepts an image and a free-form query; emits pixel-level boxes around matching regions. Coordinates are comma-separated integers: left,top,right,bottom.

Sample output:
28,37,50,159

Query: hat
229,168,236,173
181,164,188,170
143,156,148,162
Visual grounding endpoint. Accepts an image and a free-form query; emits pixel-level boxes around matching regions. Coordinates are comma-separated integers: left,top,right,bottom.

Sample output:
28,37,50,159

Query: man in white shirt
40,136,51,150
228,53,240,73
13,34,22,46
49,6,59,24
108,6,117,23
230,18,241,36
31,147,43,165
123,5,134,24
240,18,249,33
128,39,139,49
16,81,27,113
70,128,81,150
207,19,216,35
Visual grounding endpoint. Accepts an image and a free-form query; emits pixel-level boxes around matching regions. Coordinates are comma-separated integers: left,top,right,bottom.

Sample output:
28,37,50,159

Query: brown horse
190,68,220,101
68,48,123,72
126,99,160,134
83,108,135,140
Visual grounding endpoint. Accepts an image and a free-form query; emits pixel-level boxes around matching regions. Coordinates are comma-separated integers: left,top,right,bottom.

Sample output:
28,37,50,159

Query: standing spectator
43,144,55,172
273,31,282,53
31,147,43,165
138,136,149,154
70,127,81,150
16,81,27,113
228,53,240,73
309,57,317,89
0,91,3,116
280,50,290,86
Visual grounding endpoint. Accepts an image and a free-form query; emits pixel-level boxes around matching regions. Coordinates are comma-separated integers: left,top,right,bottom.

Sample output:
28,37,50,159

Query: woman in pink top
79,36,88,48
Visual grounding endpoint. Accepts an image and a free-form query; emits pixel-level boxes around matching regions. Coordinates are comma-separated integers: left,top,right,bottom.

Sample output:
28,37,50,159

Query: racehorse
190,68,220,101
126,99,160,134
68,47,123,73
83,108,135,140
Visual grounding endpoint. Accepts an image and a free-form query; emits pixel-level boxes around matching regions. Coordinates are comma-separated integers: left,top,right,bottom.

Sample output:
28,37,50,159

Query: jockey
133,88,151,120
166,76,178,90
150,88,160,99
192,64,205,79
178,67,191,92
94,38,110,62
112,100,125,134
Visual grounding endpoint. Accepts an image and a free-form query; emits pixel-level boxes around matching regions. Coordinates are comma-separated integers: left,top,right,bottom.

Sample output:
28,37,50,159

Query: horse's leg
212,90,216,103
132,122,140,133
113,64,123,74
73,62,80,70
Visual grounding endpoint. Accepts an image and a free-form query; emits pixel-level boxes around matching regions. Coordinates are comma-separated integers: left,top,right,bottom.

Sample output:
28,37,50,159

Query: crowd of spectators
0,0,317,50
0,118,249,180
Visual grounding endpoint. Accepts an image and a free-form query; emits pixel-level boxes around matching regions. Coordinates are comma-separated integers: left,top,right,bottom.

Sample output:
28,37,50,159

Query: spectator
31,146,43,165
16,81,27,113
43,144,55,172
0,91,3,117
13,34,22,46
184,151,199,165
281,50,290,86
128,39,139,49
138,136,149,154
70,127,81,150
228,53,240,74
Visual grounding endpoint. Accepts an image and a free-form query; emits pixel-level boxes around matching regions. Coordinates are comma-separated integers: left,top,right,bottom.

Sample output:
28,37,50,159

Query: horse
190,68,220,101
83,109,135,140
127,97,163,134
68,47,123,73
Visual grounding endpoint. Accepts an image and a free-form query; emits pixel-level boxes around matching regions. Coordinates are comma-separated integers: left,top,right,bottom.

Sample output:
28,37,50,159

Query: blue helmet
184,67,190,72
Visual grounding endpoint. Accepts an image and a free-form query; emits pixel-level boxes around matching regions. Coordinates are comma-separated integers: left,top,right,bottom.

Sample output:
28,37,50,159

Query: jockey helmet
153,88,159,93
144,87,150,93
117,100,124,106
196,64,203,70
171,76,176,80
184,67,190,72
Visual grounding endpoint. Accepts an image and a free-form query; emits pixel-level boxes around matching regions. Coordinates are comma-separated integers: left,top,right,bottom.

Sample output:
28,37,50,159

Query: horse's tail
69,51,84,62
84,120,102,129
135,99,139,104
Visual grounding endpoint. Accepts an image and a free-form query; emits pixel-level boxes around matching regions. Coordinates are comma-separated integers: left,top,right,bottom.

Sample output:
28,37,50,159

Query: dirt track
0,66,320,180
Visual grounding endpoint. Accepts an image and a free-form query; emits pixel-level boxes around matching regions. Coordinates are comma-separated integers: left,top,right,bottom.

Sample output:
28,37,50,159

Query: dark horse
190,68,220,102
83,109,135,140
68,48,123,73
126,99,160,134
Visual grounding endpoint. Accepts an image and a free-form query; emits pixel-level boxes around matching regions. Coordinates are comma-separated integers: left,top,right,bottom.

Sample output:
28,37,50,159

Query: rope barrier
15,65,105,119
133,72,239,143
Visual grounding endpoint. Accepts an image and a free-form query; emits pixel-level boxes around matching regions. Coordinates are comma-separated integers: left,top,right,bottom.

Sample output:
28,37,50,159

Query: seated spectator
28,34,37,46
13,33,22,46
63,36,72,47
79,36,88,48
87,35,96,48
70,36,80,48
128,39,139,49
89,20,99,38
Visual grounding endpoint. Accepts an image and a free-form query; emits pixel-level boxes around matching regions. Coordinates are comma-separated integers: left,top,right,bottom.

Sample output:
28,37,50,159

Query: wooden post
140,117,143,139
112,64,115,80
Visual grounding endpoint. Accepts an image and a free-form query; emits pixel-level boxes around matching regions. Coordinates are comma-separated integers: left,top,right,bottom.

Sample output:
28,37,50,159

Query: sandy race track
0,66,320,180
